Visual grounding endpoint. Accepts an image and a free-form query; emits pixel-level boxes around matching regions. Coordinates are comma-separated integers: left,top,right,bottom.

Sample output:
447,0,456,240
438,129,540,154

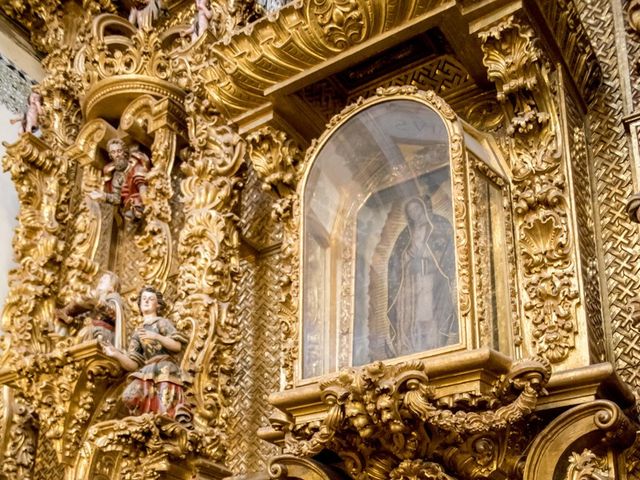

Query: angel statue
105,286,190,419
129,0,164,29
11,92,43,134
183,0,218,42
56,271,125,348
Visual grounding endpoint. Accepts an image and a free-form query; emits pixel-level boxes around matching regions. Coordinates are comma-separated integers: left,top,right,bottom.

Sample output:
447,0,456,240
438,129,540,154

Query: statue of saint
89,138,150,221
386,196,457,357
56,271,125,347
105,286,189,419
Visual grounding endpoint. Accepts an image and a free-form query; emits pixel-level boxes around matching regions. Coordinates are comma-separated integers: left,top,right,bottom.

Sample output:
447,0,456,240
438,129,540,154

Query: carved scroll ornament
247,126,302,389
282,358,551,480
173,86,245,462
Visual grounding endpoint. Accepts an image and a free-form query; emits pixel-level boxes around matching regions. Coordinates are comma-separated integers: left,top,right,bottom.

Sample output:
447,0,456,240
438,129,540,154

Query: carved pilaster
174,86,245,462
479,16,580,364
1,134,68,357
0,391,35,480
246,127,302,389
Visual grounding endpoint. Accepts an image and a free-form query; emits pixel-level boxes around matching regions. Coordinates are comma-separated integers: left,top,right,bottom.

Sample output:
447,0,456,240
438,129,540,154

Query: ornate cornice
194,0,452,120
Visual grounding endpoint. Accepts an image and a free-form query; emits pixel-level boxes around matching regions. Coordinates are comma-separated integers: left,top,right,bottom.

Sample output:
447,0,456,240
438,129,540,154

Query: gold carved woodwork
0,0,637,478
523,400,636,479
78,414,230,480
247,126,302,389
578,0,640,474
172,82,245,462
0,342,122,471
531,0,601,102
1,390,36,480
277,357,550,480
565,449,612,480
1,133,68,358
479,16,581,365
196,0,452,120
78,14,186,120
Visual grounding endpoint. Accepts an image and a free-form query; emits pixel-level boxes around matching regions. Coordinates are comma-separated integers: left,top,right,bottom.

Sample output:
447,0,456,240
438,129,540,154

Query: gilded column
175,84,245,461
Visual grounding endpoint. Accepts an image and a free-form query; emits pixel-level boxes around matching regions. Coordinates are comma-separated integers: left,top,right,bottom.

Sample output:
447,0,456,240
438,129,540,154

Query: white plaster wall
0,106,21,310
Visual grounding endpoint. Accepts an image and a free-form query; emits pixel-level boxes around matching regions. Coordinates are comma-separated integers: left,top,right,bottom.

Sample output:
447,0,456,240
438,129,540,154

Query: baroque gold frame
296,86,515,386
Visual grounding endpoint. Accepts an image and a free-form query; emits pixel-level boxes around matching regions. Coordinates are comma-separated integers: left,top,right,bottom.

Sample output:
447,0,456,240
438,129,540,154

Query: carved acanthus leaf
565,449,612,480
173,87,245,462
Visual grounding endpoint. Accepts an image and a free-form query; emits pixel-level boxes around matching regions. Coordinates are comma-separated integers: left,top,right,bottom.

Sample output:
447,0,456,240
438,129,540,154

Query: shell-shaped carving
520,213,568,271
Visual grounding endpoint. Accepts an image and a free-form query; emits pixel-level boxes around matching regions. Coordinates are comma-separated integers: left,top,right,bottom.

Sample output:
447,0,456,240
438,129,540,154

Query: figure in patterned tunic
105,286,189,419
89,138,150,222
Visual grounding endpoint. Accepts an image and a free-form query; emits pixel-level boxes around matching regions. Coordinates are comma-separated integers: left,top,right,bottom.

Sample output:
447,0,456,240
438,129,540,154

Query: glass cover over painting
302,100,459,378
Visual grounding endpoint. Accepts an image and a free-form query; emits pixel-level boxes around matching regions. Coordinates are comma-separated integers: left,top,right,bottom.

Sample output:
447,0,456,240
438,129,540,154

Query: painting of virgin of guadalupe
353,166,459,366
386,195,457,357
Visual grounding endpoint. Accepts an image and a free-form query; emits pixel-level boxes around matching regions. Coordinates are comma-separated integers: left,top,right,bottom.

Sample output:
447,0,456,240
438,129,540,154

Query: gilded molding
281,357,550,479
195,0,450,119
479,16,580,364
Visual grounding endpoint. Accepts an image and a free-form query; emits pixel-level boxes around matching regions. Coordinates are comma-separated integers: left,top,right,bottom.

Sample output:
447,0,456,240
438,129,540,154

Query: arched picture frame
298,86,516,382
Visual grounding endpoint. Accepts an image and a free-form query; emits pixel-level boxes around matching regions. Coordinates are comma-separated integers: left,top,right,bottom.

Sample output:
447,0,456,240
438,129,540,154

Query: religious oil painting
353,166,459,366
302,99,460,378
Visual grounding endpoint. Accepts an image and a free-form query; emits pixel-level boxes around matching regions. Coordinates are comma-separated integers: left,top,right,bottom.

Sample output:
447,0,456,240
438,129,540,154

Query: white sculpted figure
56,272,126,348
183,0,217,42
11,92,43,134
129,0,164,29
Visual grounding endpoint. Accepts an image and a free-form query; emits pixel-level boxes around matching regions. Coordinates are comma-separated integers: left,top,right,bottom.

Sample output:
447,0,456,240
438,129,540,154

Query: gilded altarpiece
0,0,640,479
